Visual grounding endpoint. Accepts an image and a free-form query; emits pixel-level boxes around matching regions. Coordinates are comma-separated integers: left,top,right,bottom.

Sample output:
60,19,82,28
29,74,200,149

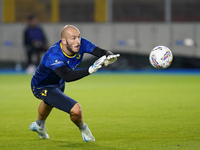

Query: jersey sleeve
80,37,97,53
54,65,90,82
43,53,65,71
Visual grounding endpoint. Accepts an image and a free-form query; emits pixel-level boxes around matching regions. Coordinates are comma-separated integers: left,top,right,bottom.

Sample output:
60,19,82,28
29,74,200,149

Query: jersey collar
60,42,77,58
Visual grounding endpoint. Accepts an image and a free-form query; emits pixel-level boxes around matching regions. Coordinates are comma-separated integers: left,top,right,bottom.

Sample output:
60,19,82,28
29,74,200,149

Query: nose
76,38,81,44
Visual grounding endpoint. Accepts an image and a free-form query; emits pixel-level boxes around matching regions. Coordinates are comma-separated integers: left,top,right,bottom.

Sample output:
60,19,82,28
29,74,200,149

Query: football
149,46,173,69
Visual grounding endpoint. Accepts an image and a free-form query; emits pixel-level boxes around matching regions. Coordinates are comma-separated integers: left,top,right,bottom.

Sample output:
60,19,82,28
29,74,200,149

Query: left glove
104,54,120,66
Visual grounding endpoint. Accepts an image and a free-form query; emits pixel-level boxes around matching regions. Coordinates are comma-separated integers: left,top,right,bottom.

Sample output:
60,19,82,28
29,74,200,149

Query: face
64,29,81,55
29,18,38,28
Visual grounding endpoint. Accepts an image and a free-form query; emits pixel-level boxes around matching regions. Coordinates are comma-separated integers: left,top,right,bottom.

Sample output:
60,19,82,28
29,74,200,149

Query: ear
61,38,67,44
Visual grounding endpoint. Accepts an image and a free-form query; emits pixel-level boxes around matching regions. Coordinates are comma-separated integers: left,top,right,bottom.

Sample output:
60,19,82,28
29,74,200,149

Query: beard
66,41,79,55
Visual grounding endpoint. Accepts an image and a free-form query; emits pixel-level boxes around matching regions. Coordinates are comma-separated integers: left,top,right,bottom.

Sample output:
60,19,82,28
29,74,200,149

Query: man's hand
89,56,106,74
104,54,120,66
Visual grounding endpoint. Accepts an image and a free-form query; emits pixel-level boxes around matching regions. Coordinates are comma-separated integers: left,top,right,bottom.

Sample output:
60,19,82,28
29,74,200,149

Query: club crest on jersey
41,90,47,96
76,54,81,59
51,60,64,66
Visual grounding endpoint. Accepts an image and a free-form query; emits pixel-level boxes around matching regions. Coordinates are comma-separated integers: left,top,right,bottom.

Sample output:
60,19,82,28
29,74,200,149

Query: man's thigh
32,86,77,114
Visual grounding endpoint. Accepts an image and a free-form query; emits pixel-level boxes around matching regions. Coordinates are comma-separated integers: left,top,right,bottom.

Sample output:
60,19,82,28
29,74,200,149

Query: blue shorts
31,83,77,114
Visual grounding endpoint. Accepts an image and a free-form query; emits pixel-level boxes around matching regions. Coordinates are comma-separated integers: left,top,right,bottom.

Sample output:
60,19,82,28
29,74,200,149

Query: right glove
88,55,106,74
104,54,120,66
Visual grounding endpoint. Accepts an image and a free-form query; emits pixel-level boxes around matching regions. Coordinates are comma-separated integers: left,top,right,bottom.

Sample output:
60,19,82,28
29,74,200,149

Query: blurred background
0,0,200,72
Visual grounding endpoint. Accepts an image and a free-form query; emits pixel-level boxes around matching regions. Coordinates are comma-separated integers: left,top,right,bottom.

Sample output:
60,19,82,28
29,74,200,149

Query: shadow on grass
55,140,121,150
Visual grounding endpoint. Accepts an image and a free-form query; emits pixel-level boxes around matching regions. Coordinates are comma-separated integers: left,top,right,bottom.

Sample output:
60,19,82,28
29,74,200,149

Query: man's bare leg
38,101,54,120
70,103,95,142
29,101,53,139
70,103,83,127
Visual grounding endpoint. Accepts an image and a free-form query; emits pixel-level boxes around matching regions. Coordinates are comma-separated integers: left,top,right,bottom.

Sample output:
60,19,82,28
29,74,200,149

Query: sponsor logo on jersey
51,60,64,66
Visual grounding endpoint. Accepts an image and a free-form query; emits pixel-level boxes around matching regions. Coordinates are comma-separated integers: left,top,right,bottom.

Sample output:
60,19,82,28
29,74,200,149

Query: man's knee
70,103,83,127
70,103,82,117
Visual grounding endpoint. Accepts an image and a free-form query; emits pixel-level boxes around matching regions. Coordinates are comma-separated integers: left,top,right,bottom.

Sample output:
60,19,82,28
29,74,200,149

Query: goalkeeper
30,25,120,142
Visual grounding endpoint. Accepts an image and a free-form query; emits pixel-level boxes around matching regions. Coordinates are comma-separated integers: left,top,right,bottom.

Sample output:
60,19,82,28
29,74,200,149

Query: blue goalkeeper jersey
31,37,96,87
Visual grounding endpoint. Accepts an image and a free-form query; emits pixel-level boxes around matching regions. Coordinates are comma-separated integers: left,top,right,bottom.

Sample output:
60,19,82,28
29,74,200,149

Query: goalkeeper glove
88,55,106,74
104,53,120,66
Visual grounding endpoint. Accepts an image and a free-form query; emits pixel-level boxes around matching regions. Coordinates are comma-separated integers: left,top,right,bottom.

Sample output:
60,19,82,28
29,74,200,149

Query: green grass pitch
0,73,200,150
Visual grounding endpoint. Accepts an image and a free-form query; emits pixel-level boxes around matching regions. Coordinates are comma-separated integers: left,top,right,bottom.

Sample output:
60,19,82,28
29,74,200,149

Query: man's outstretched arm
54,56,106,82
91,47,113,57
54,66,90,82
91,47,120,66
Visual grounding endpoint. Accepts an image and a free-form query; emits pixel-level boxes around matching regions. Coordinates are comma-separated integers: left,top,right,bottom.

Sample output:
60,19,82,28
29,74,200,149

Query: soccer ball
149,46,173,69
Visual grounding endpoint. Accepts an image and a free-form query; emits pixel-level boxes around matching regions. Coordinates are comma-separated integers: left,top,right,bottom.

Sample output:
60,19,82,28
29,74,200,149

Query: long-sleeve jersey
31,37,107,88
